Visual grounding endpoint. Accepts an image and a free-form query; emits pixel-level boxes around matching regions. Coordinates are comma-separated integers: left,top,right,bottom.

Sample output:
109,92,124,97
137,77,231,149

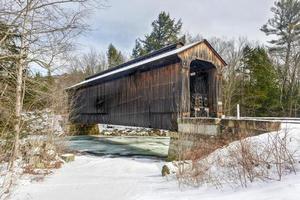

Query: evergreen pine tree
261,0,300,52
107,43,125,68
132,12,184,58
242,47,280,116
132,39,147,58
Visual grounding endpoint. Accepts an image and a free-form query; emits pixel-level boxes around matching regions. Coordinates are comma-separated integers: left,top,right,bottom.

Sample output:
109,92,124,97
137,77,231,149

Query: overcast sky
76,0,276,55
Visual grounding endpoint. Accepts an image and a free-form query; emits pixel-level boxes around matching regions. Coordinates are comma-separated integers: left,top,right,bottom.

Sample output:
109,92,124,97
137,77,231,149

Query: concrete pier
168,117,281,160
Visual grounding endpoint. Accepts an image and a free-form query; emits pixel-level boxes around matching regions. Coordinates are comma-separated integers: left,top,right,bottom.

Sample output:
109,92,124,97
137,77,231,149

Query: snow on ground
177,122,300,187
10,155,300,200
8,123,300,200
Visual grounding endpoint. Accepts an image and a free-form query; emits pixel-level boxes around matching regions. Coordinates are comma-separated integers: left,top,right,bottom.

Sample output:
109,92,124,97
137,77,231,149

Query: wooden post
180,63,190,117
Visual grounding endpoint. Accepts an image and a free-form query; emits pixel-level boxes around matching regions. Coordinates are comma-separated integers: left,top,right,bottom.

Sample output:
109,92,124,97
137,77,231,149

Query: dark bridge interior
190,60,217,117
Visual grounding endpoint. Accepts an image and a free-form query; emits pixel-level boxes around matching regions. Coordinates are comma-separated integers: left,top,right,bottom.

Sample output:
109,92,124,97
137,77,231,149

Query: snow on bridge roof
66,40,225,90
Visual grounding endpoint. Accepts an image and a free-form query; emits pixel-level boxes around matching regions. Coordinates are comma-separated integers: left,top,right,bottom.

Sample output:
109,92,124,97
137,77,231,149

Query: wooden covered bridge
67,40,226,131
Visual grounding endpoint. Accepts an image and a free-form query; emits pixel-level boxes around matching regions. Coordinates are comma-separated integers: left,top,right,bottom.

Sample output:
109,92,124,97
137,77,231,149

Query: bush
173,128,298,188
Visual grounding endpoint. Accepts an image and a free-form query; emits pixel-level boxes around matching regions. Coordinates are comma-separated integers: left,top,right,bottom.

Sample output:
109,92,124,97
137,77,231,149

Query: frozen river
67,136,170,158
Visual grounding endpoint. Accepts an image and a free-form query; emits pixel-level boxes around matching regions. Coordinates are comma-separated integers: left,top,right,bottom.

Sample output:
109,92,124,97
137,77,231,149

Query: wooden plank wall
69,41,226,130
178,42,226,117
70,62,182,130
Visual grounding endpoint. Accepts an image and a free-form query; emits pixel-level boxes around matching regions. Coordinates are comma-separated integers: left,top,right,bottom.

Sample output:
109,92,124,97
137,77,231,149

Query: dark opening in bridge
190,60,216,117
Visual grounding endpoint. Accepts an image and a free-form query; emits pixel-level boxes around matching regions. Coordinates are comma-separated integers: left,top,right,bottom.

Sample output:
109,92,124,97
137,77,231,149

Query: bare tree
68,48,108,77
0,0,104,195
216,38,250,116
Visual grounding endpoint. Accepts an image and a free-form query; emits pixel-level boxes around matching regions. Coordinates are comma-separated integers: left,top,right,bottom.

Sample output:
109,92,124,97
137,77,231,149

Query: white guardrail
223,117,300,124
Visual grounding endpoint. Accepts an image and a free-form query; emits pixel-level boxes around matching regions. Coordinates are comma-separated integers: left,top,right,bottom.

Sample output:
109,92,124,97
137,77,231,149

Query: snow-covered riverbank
7,123,300,200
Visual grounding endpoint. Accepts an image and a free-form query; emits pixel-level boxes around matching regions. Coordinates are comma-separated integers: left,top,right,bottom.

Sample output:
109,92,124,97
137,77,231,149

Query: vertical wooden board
137,74,140,125
146,70,151,126
119,79,122,124
85,87,89,114
128,76,133,124
118,78,122,123
133,75,137,125
154,69,159,111
181,66,190,116
96,85,100,114
91,86,94,114
166,66,171,112
147,70,152,127
89,86,93,114
135,74,140,125
120,78,124,120
126,75,129,118
148,69,153,127
121,78,125,123
109,81,113,122
114,79,118,122
126,77,130,124
143,71,150,127
161,67,166,125
165,67,169,111
88,87,92,114
130,75,133,121
86,87,90,114
113,79,118,123
157,68,161,113
170,65,175,112
138,72,144,125
173,64,180,112
173,65,178,100
106,82,109,123
121,78,125,122
134,74,138,125
92,86,97,114
103,84,107,123
153,69,158,112
106,81,111,122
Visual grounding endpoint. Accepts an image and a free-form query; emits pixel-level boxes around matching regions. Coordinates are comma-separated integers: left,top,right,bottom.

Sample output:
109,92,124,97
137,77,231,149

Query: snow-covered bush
21,136,65,172
170,124,300,189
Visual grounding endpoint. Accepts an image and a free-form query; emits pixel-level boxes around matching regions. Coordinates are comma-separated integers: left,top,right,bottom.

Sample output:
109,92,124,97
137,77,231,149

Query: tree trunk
11,58,24,166
281,42,291,115
1,58,24,197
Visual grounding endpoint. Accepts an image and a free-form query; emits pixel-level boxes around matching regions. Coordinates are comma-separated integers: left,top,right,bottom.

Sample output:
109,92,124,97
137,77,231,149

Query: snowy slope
10,155,300,200
9,123,300,200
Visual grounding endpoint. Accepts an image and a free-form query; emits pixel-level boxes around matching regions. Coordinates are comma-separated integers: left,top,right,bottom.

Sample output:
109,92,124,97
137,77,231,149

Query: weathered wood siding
68,40,226,130
178,42,225,70
70,62,182,130
178,42,226,117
